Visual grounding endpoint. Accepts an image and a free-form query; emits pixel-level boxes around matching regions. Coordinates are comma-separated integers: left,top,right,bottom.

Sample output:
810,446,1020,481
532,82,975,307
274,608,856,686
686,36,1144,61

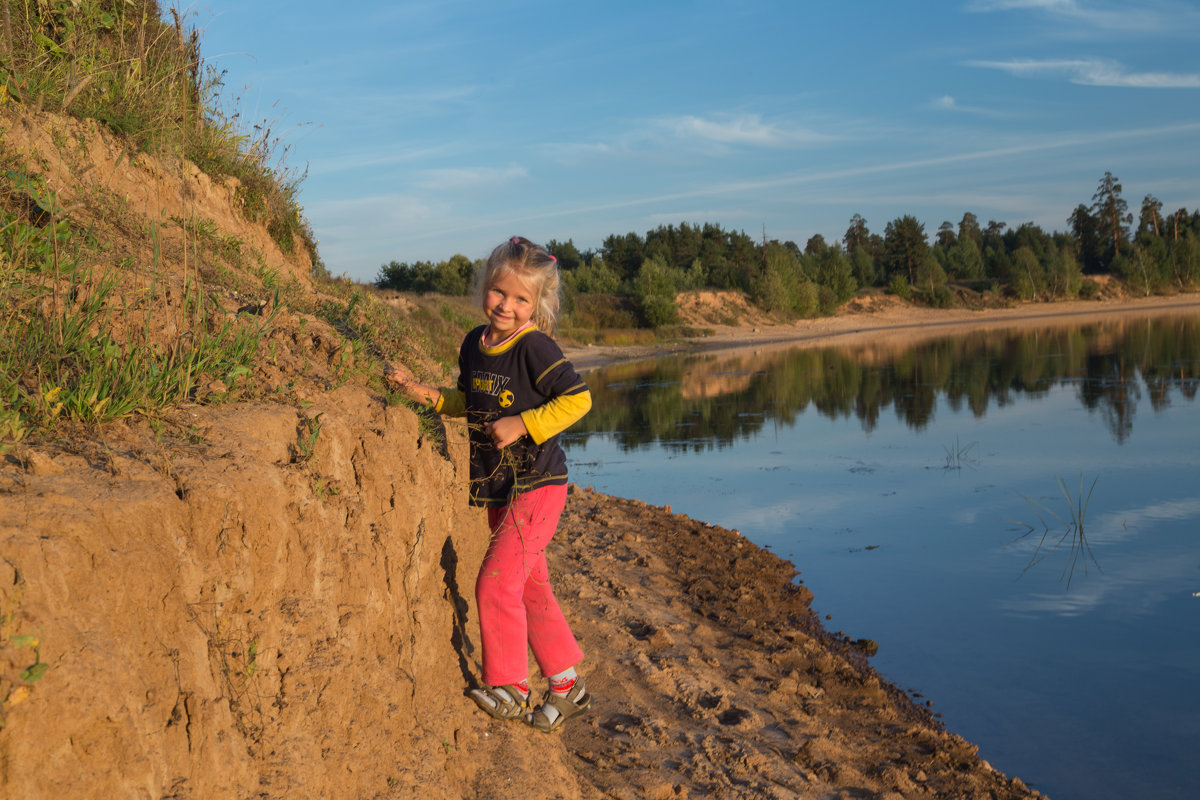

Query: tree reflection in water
571,314,1200,450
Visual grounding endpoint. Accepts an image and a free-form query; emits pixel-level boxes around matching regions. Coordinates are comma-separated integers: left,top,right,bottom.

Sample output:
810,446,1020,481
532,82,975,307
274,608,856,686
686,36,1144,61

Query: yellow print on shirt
472,370,513,399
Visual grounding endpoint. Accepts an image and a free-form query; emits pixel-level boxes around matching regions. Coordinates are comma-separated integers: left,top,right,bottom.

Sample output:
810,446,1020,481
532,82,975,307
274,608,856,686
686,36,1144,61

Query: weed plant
185,602,264,747
1011,474,1102,587
942,435,978,470
0,595,48,728
318,282,444,383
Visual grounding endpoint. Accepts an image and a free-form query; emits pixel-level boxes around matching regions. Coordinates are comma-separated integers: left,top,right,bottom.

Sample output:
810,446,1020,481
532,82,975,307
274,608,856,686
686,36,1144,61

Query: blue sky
197,0,1200,283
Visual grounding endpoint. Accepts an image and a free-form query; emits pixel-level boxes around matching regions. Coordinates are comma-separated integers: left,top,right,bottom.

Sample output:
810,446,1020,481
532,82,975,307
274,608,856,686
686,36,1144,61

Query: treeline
375,173,1200,326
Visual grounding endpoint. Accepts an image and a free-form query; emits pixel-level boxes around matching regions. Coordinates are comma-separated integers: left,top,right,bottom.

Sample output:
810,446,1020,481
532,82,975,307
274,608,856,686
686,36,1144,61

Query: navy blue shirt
456,325,588,506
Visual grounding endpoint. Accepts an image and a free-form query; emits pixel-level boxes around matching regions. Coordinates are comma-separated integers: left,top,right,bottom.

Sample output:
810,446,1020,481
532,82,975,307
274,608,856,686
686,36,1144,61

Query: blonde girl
386,236,592,732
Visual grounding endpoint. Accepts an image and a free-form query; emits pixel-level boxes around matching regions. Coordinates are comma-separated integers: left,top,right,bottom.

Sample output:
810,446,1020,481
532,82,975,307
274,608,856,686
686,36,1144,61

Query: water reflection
574,315,1200,447
563,310,1200,800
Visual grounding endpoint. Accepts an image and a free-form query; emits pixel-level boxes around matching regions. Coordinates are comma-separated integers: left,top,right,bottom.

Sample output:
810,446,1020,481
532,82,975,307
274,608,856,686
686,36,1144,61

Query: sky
195,0,1200,283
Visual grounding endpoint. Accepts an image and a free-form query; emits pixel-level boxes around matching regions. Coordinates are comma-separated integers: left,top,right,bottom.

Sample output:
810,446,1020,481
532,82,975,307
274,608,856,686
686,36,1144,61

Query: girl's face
483,270,536,340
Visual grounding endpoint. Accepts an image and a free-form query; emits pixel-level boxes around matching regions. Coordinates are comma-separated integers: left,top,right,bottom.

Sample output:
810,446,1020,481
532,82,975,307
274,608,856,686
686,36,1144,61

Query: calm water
561,311,1200,800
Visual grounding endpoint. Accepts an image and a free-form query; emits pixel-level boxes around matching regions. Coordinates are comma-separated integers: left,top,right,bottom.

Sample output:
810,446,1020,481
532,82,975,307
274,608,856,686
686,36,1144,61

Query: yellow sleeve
434,388,467,417
520,389,592,444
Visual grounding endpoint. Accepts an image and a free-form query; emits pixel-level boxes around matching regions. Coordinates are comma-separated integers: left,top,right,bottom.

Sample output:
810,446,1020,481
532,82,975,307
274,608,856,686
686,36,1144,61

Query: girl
385,236,592,733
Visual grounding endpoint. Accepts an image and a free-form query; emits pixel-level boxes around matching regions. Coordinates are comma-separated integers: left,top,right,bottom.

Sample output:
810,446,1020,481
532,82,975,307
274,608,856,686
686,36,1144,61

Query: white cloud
304,192,449,275
968,57,1200,88
309,143,462,177
541,113,832,167
412,165,528,190
969,0,1084,12
1091,497,1200,544
998,548,1194,618
541,141,616,165
395,119,1200,241
329,85,482,121
997,493,1200,617
645,210,752,225
964,0,1193,33
927,95,1010,117
312,192,440,222
664,113,831,148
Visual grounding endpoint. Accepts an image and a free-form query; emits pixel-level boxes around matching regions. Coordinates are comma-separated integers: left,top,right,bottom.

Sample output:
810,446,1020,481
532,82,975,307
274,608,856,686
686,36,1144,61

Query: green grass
0,3,458,455
0,0,347,449
0,179,277,450
292,413,322,463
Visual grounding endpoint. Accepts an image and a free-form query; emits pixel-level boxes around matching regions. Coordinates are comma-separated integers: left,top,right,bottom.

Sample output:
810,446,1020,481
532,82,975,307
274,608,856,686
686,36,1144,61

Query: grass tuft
942,435,978,470
1010,474,1102,588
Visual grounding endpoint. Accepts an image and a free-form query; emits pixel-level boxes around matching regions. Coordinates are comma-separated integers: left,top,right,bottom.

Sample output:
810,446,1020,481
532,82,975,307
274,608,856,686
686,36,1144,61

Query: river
561,310,1200,800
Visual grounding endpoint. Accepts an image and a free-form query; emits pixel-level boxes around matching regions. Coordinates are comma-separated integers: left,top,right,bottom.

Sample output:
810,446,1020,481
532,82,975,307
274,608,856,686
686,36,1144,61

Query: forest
375,172,1200,329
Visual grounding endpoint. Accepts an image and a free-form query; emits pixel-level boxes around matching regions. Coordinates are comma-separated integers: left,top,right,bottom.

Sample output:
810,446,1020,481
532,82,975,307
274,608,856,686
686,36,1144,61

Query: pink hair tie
511,236,521,244
549,254,557,263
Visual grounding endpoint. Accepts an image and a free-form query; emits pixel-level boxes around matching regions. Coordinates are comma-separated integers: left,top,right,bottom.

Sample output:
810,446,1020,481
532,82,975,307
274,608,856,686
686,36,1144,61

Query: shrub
888,275,912,300
563,258,621,295
632,257,681,327
927,285,955,308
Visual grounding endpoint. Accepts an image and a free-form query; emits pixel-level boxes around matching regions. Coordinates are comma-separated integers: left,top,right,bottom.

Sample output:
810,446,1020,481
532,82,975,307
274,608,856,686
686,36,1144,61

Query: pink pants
477,483,583,686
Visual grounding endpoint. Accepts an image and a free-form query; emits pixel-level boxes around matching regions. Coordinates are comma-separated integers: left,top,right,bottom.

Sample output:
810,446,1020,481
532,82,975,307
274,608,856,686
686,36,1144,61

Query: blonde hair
479,236,561,334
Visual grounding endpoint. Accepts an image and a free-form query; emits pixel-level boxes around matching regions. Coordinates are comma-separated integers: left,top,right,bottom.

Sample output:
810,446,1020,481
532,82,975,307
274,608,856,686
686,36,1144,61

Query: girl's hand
385,364,416,389
384,364,440,407
484,415,528,449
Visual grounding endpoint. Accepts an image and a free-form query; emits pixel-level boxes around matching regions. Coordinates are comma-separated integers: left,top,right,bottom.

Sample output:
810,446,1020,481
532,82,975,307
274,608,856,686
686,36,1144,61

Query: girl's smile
483,271,535,343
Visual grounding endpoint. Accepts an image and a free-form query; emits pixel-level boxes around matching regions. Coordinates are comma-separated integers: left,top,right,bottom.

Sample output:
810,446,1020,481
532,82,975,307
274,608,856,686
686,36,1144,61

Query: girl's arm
482,414,528,449
483,341,592,449
519,389,592,443
385,365,466,415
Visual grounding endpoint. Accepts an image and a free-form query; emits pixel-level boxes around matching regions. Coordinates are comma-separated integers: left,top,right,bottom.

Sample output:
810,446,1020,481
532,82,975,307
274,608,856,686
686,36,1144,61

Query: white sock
538,668,580,725
549,667,578,696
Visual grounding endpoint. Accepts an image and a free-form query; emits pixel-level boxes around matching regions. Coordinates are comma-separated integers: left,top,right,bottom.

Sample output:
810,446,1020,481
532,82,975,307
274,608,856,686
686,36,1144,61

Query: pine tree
1091,172,1132,265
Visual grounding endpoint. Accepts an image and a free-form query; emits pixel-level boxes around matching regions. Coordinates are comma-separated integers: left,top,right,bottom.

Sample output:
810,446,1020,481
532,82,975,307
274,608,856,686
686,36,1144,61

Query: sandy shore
563,293,1200,371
